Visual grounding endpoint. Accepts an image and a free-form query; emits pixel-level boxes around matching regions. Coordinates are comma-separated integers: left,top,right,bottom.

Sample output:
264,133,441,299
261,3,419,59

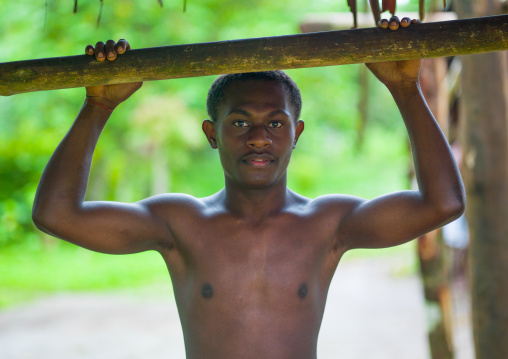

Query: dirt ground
0,253,474,359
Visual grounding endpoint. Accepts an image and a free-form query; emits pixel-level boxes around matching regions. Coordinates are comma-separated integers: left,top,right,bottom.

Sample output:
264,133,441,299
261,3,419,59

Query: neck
222,177,290,220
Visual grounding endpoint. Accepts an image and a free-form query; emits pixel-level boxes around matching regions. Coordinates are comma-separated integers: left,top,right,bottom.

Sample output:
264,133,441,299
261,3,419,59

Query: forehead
218,80,292,119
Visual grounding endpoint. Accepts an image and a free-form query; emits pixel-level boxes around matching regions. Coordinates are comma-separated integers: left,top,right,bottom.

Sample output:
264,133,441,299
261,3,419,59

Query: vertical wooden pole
453,0,508,358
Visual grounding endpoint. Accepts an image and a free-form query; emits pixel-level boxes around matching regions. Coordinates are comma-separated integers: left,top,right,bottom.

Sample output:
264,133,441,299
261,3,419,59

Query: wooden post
1,15,508,96
417,229,454,359
453,1,508,358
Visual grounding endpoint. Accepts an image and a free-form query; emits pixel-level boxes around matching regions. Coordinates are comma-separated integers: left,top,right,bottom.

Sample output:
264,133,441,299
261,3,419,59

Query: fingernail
97,52,104,58
118,46,124,53
108,51,115,58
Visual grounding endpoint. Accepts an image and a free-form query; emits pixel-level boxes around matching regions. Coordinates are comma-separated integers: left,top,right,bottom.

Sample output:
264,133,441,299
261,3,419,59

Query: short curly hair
206,71,302,122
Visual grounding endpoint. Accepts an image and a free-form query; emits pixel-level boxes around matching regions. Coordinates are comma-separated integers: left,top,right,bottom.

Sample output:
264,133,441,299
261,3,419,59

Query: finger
411,18,421,24
378,19,389,29
94,41,106,62
389,16,400,30
400,17,411,27
116,39,129,54
85,45,95,55
105,39,117,61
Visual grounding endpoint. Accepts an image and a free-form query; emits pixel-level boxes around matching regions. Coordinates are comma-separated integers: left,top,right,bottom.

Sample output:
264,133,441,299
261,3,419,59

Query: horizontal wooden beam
1,14,507,96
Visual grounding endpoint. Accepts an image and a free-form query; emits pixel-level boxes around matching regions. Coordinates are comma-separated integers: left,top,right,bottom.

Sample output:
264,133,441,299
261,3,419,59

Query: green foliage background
0,0,421,307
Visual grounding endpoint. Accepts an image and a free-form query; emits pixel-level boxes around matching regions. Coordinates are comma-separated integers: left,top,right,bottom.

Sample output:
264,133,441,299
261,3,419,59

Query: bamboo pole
1,14,507,96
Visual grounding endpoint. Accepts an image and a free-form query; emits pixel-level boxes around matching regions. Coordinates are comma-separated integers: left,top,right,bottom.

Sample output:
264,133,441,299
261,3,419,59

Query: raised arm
337,18,465,250
32,39,170,254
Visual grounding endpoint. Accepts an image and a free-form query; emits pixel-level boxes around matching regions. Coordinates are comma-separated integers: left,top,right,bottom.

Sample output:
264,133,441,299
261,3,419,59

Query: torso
152,190,353,359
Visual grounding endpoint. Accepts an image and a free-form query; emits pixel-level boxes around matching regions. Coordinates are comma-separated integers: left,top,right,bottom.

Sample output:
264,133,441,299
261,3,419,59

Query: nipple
201,283,214,299
298,283,308,299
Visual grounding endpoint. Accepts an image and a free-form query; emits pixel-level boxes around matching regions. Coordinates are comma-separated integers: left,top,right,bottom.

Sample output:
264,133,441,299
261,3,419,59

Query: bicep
337,190,452,251
36,200,171,254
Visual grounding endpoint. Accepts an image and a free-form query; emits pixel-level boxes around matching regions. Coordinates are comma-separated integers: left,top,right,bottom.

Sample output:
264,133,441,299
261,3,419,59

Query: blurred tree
0,0,411,249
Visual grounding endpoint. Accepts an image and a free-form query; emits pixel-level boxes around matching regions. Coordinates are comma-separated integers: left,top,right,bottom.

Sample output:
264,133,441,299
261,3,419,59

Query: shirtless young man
32,17,465,359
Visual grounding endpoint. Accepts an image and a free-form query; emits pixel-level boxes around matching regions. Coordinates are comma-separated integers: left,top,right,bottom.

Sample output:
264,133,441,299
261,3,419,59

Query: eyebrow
226,109,251,117
225,109,290,118
268,110,290,118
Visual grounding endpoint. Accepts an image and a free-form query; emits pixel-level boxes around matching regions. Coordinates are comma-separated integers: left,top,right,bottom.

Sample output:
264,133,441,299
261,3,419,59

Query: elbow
32,207,51,235
446,199,466,220
32,202,59,235
32,211,63,239
451,185,467,218
426,181,466,224
434,195,466,224
32,200,80,238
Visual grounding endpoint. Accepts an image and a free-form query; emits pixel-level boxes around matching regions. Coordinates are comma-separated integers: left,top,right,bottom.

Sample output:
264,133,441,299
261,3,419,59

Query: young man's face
203,79,304,189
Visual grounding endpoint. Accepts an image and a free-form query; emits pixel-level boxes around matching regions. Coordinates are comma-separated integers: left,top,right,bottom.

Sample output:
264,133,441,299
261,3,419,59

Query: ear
293,120,304,149
202,119,218,149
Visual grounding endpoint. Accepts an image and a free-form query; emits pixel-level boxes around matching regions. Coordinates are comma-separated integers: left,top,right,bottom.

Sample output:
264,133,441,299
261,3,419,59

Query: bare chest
158,210,344,357
162,212,342,304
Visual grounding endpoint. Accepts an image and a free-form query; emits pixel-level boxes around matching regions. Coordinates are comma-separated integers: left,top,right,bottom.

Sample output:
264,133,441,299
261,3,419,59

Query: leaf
382,0,396,15
369,0,381,24
183,0,187,12
347,0,358,29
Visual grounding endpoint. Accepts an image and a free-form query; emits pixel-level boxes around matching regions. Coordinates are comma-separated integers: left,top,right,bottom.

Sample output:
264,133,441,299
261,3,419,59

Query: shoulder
285,192,367,252
287,191,366,227
137,192,227,221
306,194,367,242
136,193,221,251
138,193,210,214
307,194,365,215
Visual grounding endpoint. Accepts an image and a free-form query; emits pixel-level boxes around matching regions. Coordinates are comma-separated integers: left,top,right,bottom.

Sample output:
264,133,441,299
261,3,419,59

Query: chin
224,165,287,189
239,177,273,189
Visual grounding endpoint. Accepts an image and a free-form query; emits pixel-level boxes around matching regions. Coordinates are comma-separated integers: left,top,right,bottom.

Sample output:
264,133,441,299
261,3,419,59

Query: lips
242,153,275,168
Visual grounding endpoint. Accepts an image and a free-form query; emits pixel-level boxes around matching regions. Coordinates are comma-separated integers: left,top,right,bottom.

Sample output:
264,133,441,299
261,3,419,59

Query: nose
247,125,272,149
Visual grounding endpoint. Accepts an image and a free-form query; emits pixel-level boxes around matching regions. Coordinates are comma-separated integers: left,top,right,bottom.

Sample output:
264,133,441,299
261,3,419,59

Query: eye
268,121,283,128
233,120,249,127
